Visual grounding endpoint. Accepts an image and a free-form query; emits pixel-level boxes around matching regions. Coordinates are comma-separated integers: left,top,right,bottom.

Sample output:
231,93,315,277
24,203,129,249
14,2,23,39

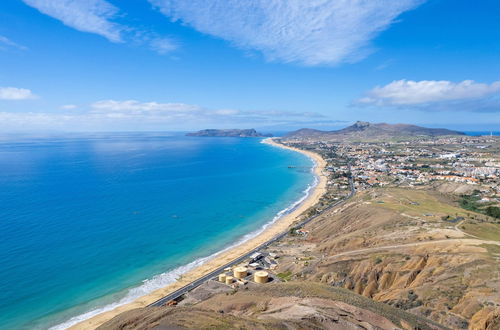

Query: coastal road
149,163,355,307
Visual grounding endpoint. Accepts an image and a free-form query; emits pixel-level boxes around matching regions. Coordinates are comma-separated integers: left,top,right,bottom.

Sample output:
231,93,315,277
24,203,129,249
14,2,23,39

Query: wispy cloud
355,79,500,112
22,0,178,54
148,37,178,55
90,99,325,120
0,35,28,51
150,0,424,66
60,104,77,110
22,0,123,42
0,99,332,131
91,100,200,113
0,87,36,100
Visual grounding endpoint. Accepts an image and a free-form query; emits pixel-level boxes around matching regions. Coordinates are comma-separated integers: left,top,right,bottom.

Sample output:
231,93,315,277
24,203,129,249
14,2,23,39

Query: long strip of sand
69,138,327,330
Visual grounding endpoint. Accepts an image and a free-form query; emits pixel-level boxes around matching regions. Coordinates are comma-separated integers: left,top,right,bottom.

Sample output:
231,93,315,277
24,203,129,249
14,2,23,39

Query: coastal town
282,135,500,218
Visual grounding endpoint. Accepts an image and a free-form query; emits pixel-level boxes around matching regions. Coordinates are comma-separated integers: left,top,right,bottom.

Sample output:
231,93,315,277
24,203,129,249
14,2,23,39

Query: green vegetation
459,192,481,212
459,192,500,219
277,271,293,282
485,206,500,219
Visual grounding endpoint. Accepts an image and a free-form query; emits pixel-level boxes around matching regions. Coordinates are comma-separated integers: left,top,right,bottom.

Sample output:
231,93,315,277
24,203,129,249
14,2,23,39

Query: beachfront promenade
149,167,355,307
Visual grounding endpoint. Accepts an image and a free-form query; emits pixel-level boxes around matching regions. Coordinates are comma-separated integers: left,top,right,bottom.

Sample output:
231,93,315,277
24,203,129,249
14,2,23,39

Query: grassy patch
276,271,293,282
372,188,467,218
461,223,500,241
480,244,500,256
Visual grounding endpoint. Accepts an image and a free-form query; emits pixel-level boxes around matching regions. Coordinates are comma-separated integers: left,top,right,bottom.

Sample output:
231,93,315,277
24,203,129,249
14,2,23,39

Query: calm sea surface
0,133,313,329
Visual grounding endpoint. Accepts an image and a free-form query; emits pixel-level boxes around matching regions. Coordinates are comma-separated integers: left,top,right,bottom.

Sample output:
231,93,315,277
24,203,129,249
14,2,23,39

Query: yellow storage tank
233,266,248,279
254,271,268,283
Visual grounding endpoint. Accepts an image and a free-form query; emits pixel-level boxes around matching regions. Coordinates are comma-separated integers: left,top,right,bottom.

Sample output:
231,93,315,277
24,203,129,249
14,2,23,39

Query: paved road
148,164,355,307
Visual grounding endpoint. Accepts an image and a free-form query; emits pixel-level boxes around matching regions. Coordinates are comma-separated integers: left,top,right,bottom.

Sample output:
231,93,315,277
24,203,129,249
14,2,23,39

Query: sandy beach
69,138,328,330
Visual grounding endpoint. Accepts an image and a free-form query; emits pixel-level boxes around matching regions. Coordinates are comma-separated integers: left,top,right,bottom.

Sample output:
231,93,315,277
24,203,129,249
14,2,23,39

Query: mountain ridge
285,121,465,140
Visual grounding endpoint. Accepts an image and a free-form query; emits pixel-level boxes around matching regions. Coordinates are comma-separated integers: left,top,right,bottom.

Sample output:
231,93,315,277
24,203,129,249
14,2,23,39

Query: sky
0,0,499,132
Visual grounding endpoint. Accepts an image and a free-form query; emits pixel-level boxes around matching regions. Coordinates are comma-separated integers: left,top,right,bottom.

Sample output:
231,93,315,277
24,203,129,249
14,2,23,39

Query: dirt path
454,219,480,239
327,238,499,260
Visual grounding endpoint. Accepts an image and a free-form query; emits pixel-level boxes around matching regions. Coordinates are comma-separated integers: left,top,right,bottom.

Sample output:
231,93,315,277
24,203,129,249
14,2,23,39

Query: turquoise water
0,133,314,329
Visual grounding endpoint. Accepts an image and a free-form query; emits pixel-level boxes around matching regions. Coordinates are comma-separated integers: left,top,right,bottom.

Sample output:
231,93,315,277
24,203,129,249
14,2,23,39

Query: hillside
285,121,465,141
98,282,443,330
268,188,500,329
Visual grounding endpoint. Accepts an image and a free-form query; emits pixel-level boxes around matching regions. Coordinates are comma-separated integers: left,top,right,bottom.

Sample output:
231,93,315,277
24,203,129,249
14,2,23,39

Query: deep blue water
0,133,313,329
464,131,499,136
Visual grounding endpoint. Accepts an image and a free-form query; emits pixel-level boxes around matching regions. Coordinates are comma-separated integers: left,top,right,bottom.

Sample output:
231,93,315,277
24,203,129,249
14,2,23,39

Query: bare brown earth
98,283,443,330
270,188,500,329
99,187,499,330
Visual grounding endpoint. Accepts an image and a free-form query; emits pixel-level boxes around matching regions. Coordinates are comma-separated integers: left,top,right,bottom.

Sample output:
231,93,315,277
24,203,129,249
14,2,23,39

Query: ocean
464,131,500,136
0,133,314,329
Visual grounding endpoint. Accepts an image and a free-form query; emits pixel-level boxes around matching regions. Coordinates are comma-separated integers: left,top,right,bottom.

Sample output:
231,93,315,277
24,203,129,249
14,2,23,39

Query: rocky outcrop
186,129,272,137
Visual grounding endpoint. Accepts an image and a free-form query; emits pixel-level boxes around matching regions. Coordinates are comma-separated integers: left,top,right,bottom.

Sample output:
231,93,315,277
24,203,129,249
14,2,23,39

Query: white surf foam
50,144,319,330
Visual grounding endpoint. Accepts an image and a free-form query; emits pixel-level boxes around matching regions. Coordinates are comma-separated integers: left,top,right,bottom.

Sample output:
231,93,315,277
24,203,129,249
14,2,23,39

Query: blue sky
0,0,499,132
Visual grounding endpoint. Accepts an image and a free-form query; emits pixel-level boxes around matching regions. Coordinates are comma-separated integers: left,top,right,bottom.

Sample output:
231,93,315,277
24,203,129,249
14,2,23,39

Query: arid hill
98,282,443,330
270,188,500,329
285,121,464,141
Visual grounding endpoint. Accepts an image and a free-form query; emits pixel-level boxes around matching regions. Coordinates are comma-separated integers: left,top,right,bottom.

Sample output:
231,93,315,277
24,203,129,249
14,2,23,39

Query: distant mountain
187,129,272,138
285,121,465,141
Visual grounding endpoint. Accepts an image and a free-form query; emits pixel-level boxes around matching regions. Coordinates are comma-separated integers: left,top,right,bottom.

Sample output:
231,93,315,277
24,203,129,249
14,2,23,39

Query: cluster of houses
281,136,499,201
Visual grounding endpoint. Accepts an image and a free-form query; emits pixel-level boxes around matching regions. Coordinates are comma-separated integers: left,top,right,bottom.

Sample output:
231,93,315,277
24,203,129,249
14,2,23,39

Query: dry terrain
99,187,500,330
270,188,500,329
98,283,444,330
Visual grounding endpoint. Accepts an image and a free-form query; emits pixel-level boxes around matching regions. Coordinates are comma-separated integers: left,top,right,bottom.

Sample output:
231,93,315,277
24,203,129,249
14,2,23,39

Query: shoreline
66,137,328,330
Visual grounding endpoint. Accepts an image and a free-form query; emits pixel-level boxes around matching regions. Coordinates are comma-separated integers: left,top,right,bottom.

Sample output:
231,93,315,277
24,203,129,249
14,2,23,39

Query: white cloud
0,99,333,131
149,37,178,55
358,80,500,105
22,0,123,42
60,104,77,110
91,100,200,113
213,109,240,116
22,1,179,54
356,80,500,112
0,35,28,51
150,0,424,65
0,87,36,100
